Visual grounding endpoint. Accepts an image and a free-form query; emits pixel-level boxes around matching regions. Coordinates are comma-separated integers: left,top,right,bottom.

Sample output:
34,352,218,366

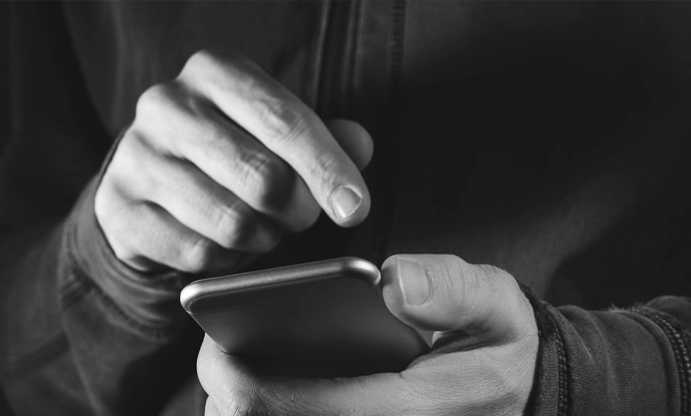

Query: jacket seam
549,313,571,416
369,0,407,266
61,240,179,341
58,124,183,340
347,0,363,114
634,307,691,416
307,0,331,109
520,284,570,416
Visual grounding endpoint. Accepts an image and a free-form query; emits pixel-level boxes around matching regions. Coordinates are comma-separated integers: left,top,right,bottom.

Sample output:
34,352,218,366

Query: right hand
95,50,373,274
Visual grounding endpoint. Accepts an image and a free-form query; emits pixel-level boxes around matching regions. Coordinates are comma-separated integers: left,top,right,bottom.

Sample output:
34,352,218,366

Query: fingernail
330,186,362,221
397,258,431,306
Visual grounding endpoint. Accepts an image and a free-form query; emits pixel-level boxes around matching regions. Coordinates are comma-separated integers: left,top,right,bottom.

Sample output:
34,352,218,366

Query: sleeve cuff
521,286,688,415
62,175,191,337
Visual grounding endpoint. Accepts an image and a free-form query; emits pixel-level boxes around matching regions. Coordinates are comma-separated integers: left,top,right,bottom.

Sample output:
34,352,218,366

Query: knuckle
182,49,253,81
97,202,148,269
136,83,177,119
441,255,483,312
113,132,143,169
94,182,130,238
183,49,217,76
476,263,520,297
237,151,288,209
441,255,470,285
306,155,339,191
104,226,139,266
255,93,308,143
214,203,253,249
223,53,255,72
195,119,230,151
184,238,215,273
108,134,160,199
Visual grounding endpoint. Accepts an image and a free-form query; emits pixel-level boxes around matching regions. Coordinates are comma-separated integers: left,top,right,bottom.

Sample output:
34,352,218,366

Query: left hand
197,254,539,416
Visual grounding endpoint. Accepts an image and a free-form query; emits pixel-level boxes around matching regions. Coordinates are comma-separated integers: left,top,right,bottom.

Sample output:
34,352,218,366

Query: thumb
381,254,534,344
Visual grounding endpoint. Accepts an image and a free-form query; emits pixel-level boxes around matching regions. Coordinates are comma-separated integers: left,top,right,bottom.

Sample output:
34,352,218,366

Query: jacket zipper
370,0,407,266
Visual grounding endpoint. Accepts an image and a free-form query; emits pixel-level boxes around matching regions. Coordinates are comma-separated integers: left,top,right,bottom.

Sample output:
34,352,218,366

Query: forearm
0,178,195,416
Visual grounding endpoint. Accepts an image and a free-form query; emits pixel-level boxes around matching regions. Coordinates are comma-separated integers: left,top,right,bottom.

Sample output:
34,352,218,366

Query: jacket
2,1,691,414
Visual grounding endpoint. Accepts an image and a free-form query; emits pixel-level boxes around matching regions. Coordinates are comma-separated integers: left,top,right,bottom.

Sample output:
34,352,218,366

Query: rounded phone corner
337,257,381,285
179,281,203,314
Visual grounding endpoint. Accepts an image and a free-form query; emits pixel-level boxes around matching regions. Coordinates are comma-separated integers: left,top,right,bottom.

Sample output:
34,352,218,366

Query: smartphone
180,257,431,377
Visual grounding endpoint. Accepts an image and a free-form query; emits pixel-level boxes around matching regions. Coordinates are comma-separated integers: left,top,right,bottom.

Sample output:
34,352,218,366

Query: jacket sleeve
0,3,197,415
525,288,691,415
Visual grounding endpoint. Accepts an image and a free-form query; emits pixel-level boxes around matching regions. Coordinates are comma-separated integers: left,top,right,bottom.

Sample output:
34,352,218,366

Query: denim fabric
524,286,691,415
3,2,691,415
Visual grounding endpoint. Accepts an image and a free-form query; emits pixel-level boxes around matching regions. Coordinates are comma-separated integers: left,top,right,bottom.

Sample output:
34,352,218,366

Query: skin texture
198,254,539,416
96,52,538,413
95,50,373,273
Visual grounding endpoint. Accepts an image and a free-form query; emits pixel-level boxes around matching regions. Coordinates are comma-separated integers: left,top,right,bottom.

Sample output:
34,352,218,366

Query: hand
95,50,373,273
198,254,539,416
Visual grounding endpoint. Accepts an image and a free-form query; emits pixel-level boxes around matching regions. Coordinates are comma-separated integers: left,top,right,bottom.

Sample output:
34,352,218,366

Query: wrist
64,176,190,337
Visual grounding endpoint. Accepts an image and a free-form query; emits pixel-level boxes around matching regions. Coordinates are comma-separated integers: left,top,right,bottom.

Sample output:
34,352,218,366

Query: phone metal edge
180,257,380,314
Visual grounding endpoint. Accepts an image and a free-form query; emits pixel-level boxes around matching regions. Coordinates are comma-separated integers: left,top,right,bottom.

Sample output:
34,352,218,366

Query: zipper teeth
638,308,691,415
370,0,406,266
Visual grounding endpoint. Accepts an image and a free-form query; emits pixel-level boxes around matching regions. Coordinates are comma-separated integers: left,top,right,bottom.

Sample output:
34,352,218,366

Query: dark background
1,2,8,157
0,3,11,413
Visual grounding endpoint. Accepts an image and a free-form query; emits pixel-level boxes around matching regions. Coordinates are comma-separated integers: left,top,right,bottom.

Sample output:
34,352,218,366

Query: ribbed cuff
62,178,190,336
521,284,686,416
520,285,569,416
60,127,191,338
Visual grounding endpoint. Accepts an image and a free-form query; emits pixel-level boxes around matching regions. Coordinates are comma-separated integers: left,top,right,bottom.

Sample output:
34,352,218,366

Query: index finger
181,51,371,227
